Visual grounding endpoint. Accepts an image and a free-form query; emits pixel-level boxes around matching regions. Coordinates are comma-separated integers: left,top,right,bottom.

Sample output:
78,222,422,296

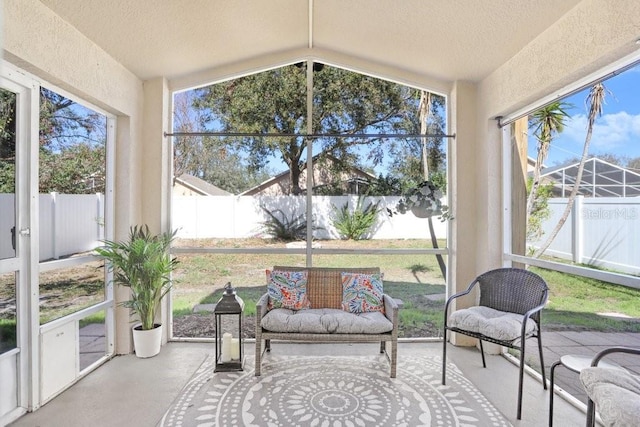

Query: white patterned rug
159,354,511,427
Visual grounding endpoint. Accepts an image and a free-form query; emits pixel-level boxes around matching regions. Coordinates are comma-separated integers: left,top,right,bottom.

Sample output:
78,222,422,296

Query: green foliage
527,101,571,226
529,101,572,144
0,89,16,193
1,86,108,194
385,94,448,188
38,88,107,194
193,64,447,195
526,178,553,242
365,174,403,196
95,225,178,330
40,88,106,150
331,197,381,240
0,162,15,193
259,207,308,241
173,91,272,193
39,143,105,193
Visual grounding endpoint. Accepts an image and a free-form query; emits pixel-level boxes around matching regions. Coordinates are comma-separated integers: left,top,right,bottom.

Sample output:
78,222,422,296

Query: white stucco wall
474,0,640,277
481,0,640,119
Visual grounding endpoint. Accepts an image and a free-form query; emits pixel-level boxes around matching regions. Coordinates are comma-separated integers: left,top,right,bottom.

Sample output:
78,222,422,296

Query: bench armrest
383,294,399,325
256,293,270,319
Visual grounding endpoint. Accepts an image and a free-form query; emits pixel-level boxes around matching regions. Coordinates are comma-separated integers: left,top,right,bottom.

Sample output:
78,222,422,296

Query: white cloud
561,111,640,150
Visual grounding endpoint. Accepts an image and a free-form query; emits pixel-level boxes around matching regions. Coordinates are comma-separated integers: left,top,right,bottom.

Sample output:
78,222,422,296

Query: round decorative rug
159,354,510,427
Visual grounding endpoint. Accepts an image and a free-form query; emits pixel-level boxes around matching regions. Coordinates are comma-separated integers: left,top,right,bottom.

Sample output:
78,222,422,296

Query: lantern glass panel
214,284,244,372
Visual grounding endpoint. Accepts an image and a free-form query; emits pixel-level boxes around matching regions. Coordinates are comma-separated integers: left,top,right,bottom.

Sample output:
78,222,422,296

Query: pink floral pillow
341,272,384,313
266,270,311,310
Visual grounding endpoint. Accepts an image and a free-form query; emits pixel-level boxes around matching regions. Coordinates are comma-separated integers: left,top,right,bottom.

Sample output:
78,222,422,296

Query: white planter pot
132,324,162,358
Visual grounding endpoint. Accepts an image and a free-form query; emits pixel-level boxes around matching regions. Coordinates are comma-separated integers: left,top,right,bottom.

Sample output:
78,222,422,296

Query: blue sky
530,64,640,168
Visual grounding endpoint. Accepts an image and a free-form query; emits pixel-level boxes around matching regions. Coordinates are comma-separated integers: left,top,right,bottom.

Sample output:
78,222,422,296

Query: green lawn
532,267,640,332
171,241,640,336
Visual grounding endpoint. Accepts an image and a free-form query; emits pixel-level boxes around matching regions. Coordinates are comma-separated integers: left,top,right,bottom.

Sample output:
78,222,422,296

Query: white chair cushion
448,306,537,341
581,367,640,427
261,308,393,334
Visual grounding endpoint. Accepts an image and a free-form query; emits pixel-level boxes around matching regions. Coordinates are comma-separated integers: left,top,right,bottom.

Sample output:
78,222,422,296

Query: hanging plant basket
411,205,440,218
388,181,447,220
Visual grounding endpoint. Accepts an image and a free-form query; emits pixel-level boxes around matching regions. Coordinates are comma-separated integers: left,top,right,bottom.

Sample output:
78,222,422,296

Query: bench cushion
580,367,640,426
448,306,537,341
261,308,393,334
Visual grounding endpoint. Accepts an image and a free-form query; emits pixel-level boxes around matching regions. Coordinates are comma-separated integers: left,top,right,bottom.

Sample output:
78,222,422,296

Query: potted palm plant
95,225,178,358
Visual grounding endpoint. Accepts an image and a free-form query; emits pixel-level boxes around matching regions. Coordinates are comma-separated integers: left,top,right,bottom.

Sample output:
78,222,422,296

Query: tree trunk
419,90,446,278
290,161,302,195
534,84,604,257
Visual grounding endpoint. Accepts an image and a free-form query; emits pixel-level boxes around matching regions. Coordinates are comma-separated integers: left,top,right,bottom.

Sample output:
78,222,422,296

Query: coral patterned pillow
341,272,384,313
266,270,311,310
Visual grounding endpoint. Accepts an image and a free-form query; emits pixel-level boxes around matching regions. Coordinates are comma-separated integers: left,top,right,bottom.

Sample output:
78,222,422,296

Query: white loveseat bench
254,266,399,377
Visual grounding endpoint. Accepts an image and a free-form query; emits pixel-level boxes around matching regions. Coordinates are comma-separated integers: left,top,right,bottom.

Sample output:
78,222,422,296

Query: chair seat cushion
580,367,640,427
261,308,393,334
448,306,537,341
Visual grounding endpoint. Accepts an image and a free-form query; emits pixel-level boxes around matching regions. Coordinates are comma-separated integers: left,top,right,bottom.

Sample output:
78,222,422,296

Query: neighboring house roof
239,153,376,196
540,157,640,197
174,174,231,196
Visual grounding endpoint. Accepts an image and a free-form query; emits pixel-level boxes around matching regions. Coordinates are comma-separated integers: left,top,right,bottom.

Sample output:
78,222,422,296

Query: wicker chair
442,267,549,420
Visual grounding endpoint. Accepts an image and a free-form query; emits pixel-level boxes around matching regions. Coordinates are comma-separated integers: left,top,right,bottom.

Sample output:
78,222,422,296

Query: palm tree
534,83,607,257
526,102,571,217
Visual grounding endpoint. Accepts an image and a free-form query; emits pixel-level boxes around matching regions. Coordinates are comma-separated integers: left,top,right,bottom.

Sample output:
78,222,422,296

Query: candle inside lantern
221,332,232,363
231,338,240,360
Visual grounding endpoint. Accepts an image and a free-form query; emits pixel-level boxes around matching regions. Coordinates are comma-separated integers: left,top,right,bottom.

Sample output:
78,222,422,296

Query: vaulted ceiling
39,0,582,84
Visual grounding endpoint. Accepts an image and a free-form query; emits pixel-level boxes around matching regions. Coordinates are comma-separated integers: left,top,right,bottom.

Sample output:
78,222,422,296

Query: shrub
260,207,308,241
331,197,381,240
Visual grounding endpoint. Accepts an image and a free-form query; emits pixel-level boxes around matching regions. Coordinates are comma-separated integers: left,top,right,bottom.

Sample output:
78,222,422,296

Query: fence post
572,195,584,264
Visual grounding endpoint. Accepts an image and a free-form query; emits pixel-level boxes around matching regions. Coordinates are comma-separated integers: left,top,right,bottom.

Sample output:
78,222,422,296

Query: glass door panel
0,83,23,423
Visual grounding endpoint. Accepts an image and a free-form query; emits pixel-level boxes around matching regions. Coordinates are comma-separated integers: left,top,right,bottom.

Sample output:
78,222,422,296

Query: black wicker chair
442,267,549,420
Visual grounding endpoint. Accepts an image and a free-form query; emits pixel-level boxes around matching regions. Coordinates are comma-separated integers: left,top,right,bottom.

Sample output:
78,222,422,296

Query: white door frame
0,68,39,424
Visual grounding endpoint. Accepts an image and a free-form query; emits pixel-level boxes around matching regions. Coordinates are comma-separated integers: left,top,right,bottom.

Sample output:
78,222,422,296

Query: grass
384,281,445,337
532,266,640,332
3,238,638,339
0,319,17,353
171,240,448,337
171,242,640,336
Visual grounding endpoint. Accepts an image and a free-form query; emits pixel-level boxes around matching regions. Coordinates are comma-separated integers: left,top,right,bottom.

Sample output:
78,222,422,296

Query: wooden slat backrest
272,266,380,309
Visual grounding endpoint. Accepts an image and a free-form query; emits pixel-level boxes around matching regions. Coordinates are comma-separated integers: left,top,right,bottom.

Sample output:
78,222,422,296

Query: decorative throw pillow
341,272,384,313
266,269,311,310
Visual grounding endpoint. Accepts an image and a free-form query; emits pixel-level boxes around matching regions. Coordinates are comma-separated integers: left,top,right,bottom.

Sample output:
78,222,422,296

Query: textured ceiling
39,0,582,84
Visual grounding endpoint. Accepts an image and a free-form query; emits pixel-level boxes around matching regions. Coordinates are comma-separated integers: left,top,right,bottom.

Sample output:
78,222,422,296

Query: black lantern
214,282,244,372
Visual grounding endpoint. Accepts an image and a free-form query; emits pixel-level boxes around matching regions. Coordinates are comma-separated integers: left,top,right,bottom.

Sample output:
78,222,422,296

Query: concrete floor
8,340,587,427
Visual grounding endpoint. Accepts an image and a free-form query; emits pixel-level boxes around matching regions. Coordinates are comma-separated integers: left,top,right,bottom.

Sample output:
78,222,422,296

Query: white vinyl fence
172,195,448,241
0,194,445,261
530,196,640,275
0,193,104,261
